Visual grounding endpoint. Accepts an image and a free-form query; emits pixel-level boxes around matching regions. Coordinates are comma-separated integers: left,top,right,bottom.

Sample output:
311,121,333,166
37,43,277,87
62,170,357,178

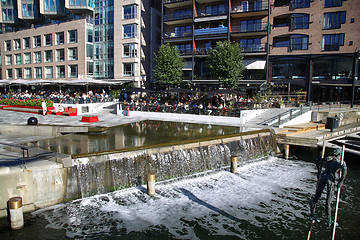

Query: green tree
207,41,244,89
154,43,185,87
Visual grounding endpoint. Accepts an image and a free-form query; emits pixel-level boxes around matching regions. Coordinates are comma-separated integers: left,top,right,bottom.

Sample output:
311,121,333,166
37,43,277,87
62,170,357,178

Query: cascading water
67,133,277,199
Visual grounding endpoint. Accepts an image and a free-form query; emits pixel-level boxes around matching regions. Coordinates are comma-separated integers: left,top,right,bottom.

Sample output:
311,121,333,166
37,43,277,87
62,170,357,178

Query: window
6,55,12,65
15,68,22,79
24,52,31,64
7,69,13,79
291,14,309,30
5,40,11,51
57,66,65,78
292,0,310,9
34,51,41,63
44,34,52,46
14,39,21,50
174,25,192,37
123,4,137,19
69,65,78,78
174,8,192,20
322,33,345,51
123,24,137,39
56,32,64,45
33,35,41,48
123,62,136,76
273,37,290,48
24,68,32,79
175,43,192,54
56,49,65,61
68,47,78,60
123,43,137,58
240,38,261,52
240,20,262,32
323,12,346,29
15,54,22,65
68,30,77,43
45,50,53,62
86,44,93,60
325,0,343,8
22,3,35,17
23,37,30,49
290,35,309,50
2,8,15,21
45,66,53,78
34,67,42,79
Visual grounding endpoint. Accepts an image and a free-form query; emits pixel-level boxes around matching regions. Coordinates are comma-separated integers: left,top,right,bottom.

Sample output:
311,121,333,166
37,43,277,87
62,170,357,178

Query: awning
183,61,195,71
243,59,266,70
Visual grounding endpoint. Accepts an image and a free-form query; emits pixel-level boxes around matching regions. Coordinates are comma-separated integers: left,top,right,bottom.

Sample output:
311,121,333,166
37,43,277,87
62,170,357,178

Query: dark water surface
28,121,256,155
1,149,359,240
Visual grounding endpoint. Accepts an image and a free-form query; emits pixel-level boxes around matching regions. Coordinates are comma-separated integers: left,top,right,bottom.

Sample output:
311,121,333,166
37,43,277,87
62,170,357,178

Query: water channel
0,147,359,239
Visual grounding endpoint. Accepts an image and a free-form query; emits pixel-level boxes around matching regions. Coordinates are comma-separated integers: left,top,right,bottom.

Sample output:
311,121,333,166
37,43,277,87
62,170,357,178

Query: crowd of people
0,89,112,104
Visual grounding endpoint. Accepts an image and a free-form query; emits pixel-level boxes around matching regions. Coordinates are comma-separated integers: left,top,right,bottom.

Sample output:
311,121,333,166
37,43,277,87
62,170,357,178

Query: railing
196,8,228,18
164,31,192,39
231,23,267,34
163,12,192,22
241,43,267,53
261,106,311,126
231,0,269,13
194,47,214,55
194,27,228,36
163,0,192,4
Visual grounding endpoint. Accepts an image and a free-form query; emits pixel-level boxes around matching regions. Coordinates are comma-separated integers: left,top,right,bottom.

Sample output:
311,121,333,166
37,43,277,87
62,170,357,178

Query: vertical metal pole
266,0,271,85
351,51,359,108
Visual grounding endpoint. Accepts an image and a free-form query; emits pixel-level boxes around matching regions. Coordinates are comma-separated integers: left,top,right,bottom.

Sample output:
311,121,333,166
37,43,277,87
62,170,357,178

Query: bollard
126,107,130,116
284,144,290,159
230,156,238,173
147,173,155,196
8,197,24,230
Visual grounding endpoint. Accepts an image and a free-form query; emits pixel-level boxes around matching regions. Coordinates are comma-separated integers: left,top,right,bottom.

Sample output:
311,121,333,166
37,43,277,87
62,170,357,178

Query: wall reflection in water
28,121,256,155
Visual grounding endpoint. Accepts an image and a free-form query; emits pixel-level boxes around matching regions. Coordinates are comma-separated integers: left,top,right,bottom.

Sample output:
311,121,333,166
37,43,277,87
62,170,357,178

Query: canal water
0,148,359,240
27,121,258,155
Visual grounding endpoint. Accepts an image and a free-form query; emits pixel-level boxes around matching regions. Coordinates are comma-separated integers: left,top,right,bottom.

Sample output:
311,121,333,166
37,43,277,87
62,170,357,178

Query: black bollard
27,117,38,125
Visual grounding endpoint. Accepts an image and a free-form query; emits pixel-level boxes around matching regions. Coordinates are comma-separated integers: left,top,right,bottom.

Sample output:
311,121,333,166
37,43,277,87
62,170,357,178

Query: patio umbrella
123,88,154,94
208,89,242,95
163,88,196,93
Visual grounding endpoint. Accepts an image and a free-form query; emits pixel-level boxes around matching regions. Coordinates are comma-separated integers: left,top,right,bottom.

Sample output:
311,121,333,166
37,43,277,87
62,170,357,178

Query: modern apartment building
270,0,360,102
0,0,162,87
161,0,359,102
162,0,269,89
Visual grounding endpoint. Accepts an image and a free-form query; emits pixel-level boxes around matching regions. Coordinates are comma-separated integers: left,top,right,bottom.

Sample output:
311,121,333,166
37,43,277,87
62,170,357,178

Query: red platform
81,116,99,122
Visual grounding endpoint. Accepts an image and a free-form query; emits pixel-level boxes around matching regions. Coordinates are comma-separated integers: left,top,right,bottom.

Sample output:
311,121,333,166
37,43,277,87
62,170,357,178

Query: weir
0,129,277,218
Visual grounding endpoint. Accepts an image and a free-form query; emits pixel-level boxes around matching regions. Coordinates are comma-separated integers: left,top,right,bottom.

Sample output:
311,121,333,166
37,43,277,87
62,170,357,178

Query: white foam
34,157,316,239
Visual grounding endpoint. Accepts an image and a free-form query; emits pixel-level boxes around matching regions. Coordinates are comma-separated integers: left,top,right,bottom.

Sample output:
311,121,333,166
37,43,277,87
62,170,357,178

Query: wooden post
284,144,290,159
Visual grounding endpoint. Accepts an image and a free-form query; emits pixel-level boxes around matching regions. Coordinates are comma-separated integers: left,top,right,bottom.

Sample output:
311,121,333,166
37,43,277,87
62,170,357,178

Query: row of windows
274,0,343,8
5,48,78,65
4,30,77,51
273,33,346,51
6,65,78,80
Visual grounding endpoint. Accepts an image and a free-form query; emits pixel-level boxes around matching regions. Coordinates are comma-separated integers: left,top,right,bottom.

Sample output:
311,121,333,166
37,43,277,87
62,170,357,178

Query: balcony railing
164,31,193,38
178,49,193,55
163,0,192,4
241,44,267,53
196,8,228,18
231,23,267,34
194,27,228,36
194,47,214,55
231,0,269,13
163,12,192,22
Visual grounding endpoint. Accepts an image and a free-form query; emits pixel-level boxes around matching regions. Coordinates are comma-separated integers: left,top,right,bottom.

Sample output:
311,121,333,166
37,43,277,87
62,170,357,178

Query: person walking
310,148,347,226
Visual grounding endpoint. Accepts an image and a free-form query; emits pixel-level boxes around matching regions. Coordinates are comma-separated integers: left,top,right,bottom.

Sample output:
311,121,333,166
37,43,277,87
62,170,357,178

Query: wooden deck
275,122,360,148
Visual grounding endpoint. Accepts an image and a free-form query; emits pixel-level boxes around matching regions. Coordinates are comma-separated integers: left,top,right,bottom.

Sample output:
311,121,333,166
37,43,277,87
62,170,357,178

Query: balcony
66,0,94,14
230,23,267,37
163,31,193,42
194,26,228,36
163,0,192,9
231,0,269,18
194,47,214,56
195,7,228,22
163,12,192,25
241,43,267,53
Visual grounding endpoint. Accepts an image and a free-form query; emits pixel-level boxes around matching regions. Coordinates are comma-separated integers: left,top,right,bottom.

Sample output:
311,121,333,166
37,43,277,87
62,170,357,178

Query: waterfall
66,133,277,199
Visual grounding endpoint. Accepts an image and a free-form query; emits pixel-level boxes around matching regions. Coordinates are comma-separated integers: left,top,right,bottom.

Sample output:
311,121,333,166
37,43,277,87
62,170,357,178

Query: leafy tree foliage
207,41,244,89
154,43,185,87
